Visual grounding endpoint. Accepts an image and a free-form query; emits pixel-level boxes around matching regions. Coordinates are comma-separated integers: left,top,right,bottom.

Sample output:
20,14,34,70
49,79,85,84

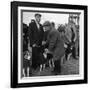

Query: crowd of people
22,13,79,77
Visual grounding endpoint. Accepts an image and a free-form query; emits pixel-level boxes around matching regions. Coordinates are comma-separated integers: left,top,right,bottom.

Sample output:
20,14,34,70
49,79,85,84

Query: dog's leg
61,55,64,64
22,68,25,77
67,53,72,61
40,64,42,72
43,64,45,70
52,59,55,68
49,60,52,68
65,53,68,61
27,67,30,77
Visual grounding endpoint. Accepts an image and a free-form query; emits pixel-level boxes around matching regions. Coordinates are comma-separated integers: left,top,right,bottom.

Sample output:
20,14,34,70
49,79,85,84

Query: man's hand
42,41,46,45
45,48,52,54
28,46,32,52
32,44,36,47
64,43,68,48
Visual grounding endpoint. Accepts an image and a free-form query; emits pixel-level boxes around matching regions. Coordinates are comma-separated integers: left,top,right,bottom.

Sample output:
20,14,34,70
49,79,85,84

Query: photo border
11,1,88,88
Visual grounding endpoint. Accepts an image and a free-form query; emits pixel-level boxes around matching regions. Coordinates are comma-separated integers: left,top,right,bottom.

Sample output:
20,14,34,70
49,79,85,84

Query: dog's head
47,53,53,59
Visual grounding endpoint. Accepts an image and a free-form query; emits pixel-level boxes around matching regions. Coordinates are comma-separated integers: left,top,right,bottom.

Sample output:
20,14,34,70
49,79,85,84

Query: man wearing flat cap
28,13,44,70
43,21,65,74
35,13,42,17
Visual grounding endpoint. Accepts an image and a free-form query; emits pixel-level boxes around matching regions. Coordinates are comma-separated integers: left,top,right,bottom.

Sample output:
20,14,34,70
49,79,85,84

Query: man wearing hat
28,13,44,70
65,20,77,60
43,21,65,74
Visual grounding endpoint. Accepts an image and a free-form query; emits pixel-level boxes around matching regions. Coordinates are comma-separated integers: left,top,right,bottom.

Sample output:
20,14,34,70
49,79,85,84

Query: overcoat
28,20,44,47
28,20,44,68
47,28,65,61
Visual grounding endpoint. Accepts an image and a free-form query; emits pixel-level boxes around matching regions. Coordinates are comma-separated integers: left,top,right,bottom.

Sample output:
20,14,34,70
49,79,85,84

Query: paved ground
61,57,79,75
29,57,79,77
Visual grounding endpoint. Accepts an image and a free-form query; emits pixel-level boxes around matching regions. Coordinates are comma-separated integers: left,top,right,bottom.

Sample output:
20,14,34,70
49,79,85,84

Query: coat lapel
35,21,41,31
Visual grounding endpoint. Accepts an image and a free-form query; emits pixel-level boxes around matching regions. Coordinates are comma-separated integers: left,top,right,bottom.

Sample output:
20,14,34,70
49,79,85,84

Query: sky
23,12,69,28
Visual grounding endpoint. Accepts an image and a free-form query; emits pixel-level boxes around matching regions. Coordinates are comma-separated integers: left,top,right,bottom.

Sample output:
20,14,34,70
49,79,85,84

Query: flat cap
69,20,75,24
43,21,51,26
35,13,42,17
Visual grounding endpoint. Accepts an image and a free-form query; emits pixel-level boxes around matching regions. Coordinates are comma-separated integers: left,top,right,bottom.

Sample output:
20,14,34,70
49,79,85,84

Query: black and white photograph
22,11,80,77
11,1,87,88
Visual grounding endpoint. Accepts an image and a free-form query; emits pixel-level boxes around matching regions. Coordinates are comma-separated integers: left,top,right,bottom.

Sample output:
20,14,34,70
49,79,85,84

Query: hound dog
39,49,54,72
64,42,75,61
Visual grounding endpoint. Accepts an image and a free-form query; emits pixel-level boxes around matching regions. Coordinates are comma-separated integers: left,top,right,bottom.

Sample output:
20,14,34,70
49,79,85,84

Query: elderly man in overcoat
43,21,65,74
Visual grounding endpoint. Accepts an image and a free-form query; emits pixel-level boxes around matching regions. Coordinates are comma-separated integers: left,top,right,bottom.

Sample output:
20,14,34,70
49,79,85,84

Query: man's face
43,26,51,31
35,15,41,23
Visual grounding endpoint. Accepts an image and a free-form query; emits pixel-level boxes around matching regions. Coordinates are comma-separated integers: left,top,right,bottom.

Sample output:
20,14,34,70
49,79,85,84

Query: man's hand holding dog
42,41,46,45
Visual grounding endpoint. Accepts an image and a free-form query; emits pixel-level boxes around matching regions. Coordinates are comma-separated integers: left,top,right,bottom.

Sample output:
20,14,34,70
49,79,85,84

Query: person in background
70,21,77,59
23,23,29,52
23,23,31,77
51,22,56,29
75,25,79,57
65,21,77,60
28,13,44,70
57,24,70,63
